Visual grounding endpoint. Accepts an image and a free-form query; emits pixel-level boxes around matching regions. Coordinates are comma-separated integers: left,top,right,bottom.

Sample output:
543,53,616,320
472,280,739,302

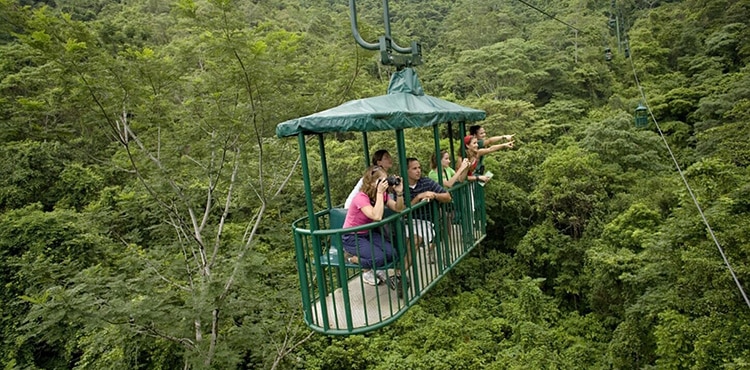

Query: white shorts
405,218,435,246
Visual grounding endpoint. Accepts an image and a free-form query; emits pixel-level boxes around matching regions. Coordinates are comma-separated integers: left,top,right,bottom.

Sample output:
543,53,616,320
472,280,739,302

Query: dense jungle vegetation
1,0,749,368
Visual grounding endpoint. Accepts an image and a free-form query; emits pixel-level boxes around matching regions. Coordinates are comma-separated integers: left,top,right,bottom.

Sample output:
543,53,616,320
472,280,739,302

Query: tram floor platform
312,225,473,331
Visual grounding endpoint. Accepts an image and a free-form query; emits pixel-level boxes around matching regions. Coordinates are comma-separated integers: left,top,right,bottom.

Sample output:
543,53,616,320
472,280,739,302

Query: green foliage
531,141,613,238
0,205,111,368
0,140,68,211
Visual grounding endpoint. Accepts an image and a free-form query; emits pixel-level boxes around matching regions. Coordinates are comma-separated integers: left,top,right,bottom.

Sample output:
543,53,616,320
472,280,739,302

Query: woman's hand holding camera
376,178,389,195
391,176,404,194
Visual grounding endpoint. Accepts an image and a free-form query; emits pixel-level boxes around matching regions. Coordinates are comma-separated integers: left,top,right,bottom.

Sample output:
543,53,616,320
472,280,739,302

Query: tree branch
211,145,241,268
270,314,315,370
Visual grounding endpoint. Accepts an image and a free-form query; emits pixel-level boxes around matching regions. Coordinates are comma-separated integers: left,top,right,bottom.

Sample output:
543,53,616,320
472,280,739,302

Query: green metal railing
292,181,486,335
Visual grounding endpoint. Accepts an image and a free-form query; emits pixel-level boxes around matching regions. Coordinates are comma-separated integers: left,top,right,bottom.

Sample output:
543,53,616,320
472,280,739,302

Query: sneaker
387,275,399,290
428,247,436,264
375,270,388,284
388,275,410,299
362,270,378,286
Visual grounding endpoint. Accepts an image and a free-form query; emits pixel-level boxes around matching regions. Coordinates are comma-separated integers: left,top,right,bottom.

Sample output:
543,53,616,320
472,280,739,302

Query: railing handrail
290,194,443,236
292,181,485,334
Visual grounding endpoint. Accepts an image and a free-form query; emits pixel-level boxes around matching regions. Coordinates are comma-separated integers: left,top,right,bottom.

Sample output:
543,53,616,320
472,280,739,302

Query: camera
386,175,401,187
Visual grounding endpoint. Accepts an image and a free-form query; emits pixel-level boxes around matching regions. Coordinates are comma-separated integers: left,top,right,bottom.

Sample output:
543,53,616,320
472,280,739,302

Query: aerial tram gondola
275,0,489,335
634,102,649,128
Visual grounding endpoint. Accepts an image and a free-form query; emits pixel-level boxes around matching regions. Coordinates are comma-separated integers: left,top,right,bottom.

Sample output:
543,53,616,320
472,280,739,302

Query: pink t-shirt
343,192,387,231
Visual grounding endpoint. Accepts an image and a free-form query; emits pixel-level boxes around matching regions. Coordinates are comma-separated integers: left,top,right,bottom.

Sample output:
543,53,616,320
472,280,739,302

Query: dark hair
371,149,390,166
469,125,482,136
406,157,419,167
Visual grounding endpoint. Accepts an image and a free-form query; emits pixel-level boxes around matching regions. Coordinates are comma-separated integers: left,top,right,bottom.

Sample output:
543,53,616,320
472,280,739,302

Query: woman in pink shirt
343,165,405,285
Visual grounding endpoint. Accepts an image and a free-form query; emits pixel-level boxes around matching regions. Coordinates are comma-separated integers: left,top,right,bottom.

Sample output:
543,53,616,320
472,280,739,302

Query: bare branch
273,153,301,199
198,130,217,235
270,313,315,370
169,213,202,276
133,323,196,350
206,308,220,366
211,145,241,268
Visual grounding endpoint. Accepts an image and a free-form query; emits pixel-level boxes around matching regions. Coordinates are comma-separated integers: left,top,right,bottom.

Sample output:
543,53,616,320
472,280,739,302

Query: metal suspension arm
349,0,417,54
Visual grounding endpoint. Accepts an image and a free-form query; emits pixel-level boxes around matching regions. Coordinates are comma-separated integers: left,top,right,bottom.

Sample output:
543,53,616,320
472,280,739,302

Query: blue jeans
342,231,397,269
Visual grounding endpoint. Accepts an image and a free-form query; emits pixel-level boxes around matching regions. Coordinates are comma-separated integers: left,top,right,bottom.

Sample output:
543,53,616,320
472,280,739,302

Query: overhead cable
627,43,750,310
514,0,584,34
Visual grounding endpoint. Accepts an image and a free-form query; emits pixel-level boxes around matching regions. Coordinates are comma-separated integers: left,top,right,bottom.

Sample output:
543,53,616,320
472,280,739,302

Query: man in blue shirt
404,157,451,264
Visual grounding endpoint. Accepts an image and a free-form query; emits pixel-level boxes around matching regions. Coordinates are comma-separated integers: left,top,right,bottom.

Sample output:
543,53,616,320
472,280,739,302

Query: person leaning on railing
462,135,514,184
405,157,452,265
469,125,515,176
428,150,468,241
342,165,405,286
428,150,470,188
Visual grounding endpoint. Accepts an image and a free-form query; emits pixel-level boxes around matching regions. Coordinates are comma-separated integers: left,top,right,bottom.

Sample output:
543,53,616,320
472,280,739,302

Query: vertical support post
447,121,456,166
457,122,474,248
382,0,392,40
299,133,330,330
432,124,443,185
361,132,370,168
394,128,417,298
319,134,332,210
458,122,467,159
395,129,409,205
300,133,318,231
432,124,445,267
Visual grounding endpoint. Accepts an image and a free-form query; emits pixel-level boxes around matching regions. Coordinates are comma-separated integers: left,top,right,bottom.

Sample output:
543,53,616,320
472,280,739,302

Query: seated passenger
405,157,451,264
342,165,405,286
344,149,393,209
428,150,470,188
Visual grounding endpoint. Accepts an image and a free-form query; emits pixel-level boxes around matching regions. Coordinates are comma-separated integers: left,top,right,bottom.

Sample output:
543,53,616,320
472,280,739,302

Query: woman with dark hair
343,165,405,286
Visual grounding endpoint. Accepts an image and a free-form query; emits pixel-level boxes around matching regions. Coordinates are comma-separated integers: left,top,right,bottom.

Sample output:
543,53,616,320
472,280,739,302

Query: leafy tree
0,204,110,367
530,140,612,238
0,140,68,211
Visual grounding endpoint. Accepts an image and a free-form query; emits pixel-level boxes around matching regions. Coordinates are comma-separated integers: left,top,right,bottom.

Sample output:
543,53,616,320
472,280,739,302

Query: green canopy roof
275,68,486,138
